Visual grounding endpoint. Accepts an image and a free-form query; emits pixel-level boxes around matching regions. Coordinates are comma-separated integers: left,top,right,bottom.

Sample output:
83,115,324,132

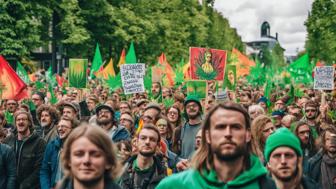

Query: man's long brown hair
191,102,251,173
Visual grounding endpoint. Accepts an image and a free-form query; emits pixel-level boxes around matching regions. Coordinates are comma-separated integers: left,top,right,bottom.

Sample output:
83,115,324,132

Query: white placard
314,66,334,90
120,64,146,94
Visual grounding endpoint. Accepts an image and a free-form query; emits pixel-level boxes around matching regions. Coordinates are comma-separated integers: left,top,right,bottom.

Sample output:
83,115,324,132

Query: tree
0,0,49,59
305,0,336,64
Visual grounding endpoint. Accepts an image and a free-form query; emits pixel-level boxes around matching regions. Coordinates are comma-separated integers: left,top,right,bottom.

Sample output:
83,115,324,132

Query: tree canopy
0,0,245,65
305,0,336,64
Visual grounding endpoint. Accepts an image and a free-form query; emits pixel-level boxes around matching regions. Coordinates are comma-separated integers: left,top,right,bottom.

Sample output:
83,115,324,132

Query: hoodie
156,155,276,189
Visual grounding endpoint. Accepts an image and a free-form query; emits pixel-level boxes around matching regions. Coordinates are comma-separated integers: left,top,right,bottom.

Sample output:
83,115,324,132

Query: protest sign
314,66,334,90
187,80,207,99
120,64,145,94
190,47,227,81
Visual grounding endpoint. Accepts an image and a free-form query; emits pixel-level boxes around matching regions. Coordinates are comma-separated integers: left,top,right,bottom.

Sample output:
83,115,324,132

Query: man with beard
177,96,202,159
36,104,60,143
308,126,336,188
40,116,79,189
291,121,317,172
157,102,276,189
301,101,319,137
265,128,318,189
151,82,162,102
119,125,166,189
4,111,46,189
96,104,130,143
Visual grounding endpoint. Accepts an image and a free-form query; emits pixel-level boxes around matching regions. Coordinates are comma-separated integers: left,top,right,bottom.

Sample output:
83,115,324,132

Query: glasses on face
120,118,133,123
98,110,111,116
16,118,28,122
305,109,316,113
57,124,71,129
168,111,178,116
186,103,197,109
157,124,167,128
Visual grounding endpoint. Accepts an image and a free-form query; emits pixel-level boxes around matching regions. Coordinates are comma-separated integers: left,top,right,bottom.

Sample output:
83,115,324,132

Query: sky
214,0,314,56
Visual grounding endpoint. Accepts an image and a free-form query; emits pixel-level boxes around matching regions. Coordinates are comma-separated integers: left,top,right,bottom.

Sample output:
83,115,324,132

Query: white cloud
214,0,313,55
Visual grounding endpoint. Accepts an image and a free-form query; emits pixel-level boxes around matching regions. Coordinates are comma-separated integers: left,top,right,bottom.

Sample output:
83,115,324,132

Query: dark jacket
112,126,130,143
307,150,323,185
302,175,320,189
4,131,46,189
119,155,167,189
0,143,16,189
40,137,62,189
41,123,58,144
57,176,121,189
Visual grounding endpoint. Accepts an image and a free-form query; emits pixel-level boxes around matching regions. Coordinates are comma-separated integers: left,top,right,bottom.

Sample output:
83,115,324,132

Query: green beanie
264,127,302,162
184,95,202,112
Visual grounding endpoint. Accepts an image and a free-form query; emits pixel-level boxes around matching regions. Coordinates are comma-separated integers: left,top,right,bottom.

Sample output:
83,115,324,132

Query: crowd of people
0,73,336,189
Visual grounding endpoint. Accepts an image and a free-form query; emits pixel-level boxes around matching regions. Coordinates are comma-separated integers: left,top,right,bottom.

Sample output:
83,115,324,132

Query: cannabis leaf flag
190,47,226,81
69,59,88,88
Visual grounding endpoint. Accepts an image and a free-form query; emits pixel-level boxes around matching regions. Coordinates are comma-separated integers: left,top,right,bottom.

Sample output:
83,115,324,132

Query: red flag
0,56,28,100
56,74,66,87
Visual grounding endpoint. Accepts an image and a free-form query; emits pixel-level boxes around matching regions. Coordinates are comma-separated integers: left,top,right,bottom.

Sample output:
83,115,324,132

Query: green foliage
0,0,245,64
305,0,336,64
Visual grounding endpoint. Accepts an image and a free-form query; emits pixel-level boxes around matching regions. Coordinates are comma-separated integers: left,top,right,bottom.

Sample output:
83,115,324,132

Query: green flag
48,84,57,104
288,53,313,84
46,66,57,87
16,61,30,84
90,43,103,78
125,42,137,64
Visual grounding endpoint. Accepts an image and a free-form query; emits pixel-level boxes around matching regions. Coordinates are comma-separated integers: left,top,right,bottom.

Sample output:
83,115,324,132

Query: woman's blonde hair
61,123,122,180
251,115,272,159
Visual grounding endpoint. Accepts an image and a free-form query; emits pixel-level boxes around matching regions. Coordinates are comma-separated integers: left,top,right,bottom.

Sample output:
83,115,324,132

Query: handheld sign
68,59,88,88
120,64,145,94
314,66,334,90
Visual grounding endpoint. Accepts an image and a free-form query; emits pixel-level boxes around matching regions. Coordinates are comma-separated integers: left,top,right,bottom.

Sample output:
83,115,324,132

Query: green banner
187,80,207,99
69,59,88,88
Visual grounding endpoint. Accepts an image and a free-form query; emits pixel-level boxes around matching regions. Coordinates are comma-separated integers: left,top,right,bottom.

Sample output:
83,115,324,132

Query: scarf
321,154,336,189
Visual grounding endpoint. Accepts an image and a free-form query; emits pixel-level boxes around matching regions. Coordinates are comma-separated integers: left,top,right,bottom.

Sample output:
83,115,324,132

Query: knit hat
257,96,268,104
184,95,202,112
271,110,285,118
264,127,302,162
